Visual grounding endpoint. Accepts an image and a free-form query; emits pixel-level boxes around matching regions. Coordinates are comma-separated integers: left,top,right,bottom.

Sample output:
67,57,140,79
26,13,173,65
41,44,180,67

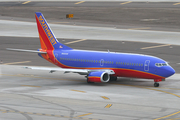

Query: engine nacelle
87,71,110,83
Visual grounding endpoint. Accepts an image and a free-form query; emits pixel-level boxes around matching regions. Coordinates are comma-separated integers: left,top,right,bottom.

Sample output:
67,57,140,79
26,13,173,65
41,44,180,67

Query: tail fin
35,12,72,50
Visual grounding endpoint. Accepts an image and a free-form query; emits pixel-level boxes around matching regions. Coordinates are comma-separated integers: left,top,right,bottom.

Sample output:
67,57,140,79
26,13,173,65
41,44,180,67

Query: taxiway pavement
1,1,180,120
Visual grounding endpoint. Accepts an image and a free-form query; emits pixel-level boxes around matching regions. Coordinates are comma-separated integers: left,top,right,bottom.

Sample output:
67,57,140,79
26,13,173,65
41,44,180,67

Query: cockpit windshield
155,63,169,67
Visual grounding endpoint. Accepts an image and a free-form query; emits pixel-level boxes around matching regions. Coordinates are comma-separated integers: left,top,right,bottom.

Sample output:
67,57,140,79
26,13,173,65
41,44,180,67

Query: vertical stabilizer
35,12,72,50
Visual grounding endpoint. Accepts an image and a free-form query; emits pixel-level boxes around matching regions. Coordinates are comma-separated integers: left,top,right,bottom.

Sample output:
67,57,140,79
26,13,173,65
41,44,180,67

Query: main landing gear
154,82,159,87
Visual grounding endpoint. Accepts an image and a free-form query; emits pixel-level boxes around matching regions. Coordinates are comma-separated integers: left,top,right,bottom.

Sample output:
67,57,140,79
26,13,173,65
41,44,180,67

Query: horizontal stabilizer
6,48,47,54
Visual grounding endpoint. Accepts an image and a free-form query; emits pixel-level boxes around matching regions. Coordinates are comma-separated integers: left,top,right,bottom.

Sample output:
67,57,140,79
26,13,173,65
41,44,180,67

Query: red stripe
88,77,101,82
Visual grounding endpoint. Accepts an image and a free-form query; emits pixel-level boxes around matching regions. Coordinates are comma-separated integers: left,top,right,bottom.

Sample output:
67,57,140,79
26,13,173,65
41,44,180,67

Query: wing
24,66,115,75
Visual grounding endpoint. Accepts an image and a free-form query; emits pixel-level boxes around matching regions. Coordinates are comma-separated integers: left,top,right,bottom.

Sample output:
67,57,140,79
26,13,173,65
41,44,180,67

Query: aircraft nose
166,66,175,77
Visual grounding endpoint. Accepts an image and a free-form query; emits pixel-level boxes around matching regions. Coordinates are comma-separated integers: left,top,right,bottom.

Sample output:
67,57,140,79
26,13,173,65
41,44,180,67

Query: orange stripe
39,33,47,50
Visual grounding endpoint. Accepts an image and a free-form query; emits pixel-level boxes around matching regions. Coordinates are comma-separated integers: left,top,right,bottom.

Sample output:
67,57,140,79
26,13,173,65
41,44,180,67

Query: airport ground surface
1,1,180,120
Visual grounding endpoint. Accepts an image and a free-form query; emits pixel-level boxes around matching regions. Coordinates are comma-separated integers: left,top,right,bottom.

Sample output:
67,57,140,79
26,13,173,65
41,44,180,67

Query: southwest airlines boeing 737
7,12,175,87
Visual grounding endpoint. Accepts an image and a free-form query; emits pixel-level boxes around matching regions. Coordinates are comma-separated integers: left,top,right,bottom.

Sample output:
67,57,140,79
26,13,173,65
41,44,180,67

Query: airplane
7,12,175,87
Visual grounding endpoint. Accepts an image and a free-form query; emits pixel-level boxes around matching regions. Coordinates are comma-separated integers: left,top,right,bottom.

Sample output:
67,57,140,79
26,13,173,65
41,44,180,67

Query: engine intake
87,71,110,83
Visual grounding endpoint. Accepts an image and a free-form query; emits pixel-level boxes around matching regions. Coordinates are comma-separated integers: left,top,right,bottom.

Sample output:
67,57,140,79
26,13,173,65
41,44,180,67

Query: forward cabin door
144,60,150,71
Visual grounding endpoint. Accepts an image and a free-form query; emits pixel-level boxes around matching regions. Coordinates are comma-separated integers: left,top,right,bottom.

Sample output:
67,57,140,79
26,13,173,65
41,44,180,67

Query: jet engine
87,71,110,83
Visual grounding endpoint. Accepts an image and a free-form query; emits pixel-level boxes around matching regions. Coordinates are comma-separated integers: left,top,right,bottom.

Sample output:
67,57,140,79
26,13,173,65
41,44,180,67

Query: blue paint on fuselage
53,49,175,78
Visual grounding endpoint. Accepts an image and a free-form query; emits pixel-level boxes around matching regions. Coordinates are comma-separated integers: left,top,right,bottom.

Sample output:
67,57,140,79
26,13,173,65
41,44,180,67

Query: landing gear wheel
110,76,117,81
154,82,159,87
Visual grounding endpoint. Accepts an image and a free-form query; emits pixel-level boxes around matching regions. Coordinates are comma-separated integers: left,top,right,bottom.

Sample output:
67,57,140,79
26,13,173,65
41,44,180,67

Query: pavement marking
128,27,151,30
154,111,180,120
75,1,85,4
141,44,171,50
71,89,86,93
0,74,83,82
111,83,180,98
173,2,180,5
77,113,92,117
2,111,7,113
110,83,180,119
157,87,180,90
120,1,132,5
105,104,112,108
46,114,54,116
2,73,180,119
65,39,87,44
146,88,180,98
101,96,110,100
0,109,100,120
3,61,31,65
167,118,180,120
21,85,41,88
22,1,31,4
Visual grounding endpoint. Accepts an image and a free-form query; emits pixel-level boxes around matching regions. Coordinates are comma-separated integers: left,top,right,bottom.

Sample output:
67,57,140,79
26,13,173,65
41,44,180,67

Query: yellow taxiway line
2,61,31,65
141,44,171,50
22,1,31,4
75,1,85,5
71,89,86,93
173,2,180,5
65,39,87,44
105,104,112,108
154,111,180,120
121,1,132,5
77,113,92,117
101,96,110,100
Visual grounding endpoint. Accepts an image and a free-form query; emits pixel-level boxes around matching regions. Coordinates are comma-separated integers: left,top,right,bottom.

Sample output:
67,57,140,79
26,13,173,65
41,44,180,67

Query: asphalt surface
0,1,180,32
1,1,180,120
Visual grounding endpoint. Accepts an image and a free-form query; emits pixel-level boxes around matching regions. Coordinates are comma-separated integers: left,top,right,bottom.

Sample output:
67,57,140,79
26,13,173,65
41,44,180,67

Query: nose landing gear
154,79,164,87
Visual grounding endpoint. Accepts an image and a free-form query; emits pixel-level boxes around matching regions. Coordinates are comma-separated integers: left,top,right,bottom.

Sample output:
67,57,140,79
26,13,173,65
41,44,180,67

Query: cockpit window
155,63,169,67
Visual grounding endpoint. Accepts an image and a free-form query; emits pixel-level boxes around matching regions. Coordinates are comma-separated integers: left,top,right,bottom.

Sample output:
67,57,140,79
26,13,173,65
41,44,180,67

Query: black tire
154,82,159,87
